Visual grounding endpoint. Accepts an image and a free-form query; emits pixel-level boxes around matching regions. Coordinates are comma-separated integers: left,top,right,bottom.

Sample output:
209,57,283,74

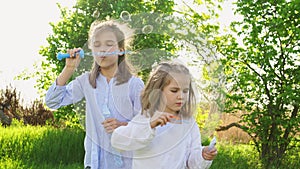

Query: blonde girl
45,20,144,169
111,61,217,169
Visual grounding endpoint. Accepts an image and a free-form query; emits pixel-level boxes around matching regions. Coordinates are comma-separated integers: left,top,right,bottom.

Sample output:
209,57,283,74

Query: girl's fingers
160,116,167,123
150,112,177,128
74,48,82,57
102,118,114,123
159,115,170,126
67,48,81,58
102,118,120,129
159,114,173,126
157,119,164,127
202,147,217,160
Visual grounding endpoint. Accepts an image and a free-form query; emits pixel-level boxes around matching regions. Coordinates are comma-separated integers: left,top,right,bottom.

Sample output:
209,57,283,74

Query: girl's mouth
176,103,183,106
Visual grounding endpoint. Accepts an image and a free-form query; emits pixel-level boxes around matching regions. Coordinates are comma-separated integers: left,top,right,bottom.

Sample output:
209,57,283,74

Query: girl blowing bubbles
45,20,144,169
111,61,217,169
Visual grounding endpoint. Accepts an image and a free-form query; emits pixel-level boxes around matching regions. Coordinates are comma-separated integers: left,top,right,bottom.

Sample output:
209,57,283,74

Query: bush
0,85,54,126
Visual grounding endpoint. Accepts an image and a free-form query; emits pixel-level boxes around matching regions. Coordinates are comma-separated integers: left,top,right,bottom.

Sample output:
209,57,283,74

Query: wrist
121,122,128,126
150,121,157,129
118,121,128,127
64,65,77,71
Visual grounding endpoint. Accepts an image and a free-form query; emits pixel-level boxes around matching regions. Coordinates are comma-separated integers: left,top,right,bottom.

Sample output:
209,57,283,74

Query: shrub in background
0,85,54,127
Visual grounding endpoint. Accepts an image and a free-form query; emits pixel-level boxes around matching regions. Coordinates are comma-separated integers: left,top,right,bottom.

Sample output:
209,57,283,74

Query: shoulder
128,76,144,95
74,72,90,84
129,76,144,86
76,72,89,79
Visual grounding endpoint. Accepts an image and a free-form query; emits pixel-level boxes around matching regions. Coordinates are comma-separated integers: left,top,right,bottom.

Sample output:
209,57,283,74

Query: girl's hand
150,111,176,128
102,118,128,133
202,146,217,161
65,48,82,70
56,48,82,86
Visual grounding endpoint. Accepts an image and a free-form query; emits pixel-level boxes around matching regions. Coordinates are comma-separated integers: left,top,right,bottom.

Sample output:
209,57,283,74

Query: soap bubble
155,16,163,24
142,25,153,34
66,12,226,158
92,10,100,18
120,11,131,22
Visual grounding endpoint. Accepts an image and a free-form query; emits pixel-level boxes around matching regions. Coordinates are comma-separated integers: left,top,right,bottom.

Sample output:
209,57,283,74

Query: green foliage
15,0,227,129
0,160,82,169
1,127,299,169
0,125,85,167
18,0,177,125
211,142,261,168
211,141,300,169
195,105,209,129
39,0,176,86
218,0,300,168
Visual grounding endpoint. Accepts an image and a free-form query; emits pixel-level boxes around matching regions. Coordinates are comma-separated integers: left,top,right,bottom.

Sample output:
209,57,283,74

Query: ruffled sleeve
111,114,156,151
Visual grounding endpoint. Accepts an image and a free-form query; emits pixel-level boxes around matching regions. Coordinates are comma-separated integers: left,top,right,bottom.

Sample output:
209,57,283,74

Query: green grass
1,125,299,169
0,157,82,169
210,141,300,169
210,142,261,169
0,124,85,169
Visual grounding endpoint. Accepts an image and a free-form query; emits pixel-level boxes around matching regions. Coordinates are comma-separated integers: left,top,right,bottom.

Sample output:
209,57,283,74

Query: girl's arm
186,122,213,169
45,49,83,109
111,114,156,151
45,73,85,110
45,78,85,109
56,48,81,86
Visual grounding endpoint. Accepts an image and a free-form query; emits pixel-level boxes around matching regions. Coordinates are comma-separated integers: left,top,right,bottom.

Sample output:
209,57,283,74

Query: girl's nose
99,47,108,52
177,91,184,99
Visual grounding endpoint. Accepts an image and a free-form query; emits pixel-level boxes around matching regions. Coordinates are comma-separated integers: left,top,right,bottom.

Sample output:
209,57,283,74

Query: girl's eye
170,90,178,93
106,41,116,46
93,42,100,47
183,89,189,93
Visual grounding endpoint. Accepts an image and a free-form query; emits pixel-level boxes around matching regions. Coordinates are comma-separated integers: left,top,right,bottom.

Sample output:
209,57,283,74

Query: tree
217,0,300,168
171,0,225,139
17,0,176,125
17,0,225,128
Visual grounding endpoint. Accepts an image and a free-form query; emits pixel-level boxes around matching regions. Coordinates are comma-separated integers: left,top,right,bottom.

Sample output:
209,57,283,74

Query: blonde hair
141,61,196,118
88,20,135,88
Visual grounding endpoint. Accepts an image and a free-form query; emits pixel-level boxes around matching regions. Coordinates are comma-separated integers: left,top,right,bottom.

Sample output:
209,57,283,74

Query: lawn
0,125,299,169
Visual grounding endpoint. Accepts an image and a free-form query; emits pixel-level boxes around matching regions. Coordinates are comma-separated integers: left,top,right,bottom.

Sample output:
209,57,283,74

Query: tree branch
216,121,260,151
215,122,243,131
242,61,272,100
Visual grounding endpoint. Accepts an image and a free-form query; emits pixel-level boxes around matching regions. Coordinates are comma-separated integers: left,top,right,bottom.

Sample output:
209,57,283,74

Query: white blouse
45,72,144,169
111,114,212,169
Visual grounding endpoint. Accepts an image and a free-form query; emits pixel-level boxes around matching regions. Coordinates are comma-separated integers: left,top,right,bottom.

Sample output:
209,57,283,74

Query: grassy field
0,124,299,169
0,124,84,169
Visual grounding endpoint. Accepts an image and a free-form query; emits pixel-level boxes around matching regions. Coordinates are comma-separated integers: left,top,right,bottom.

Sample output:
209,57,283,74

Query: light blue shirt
45,72,144,169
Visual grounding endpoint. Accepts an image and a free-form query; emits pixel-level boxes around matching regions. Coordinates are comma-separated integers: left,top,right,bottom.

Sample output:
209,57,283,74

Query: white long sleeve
45,74,85,109
187,123,212,169
111,114,156,151
111,114,213,169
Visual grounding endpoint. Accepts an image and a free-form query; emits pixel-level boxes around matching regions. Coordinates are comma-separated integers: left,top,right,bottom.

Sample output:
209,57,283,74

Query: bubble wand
56,50,130,60
208,136,217,151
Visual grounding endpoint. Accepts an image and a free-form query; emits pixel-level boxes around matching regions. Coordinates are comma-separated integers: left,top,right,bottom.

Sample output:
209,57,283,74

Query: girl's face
91,30,121,69
161,73,190,115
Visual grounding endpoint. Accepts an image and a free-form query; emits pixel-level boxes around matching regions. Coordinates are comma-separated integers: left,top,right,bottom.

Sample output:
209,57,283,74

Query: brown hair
141,61,196,118
88,20,135,88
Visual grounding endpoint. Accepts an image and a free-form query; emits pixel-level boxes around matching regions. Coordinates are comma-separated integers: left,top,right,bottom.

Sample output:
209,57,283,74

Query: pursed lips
175,102,183,106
